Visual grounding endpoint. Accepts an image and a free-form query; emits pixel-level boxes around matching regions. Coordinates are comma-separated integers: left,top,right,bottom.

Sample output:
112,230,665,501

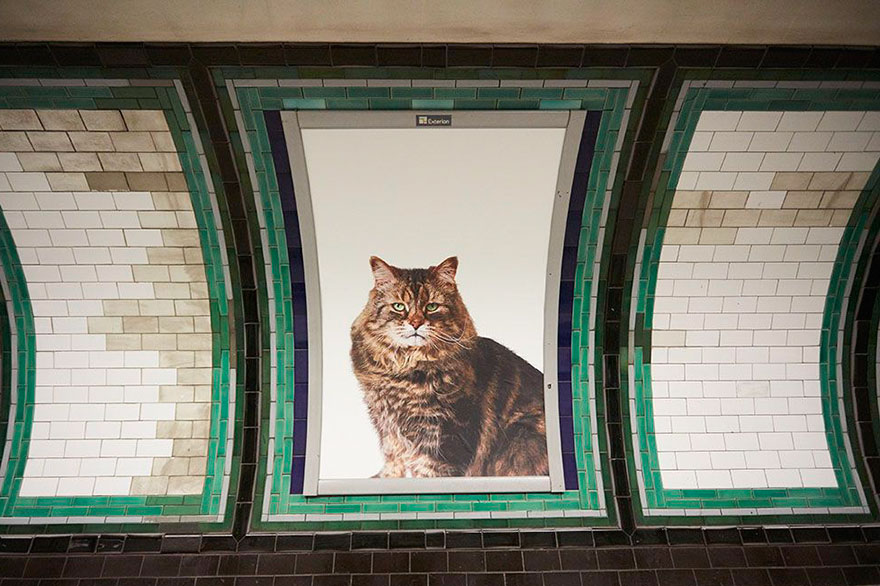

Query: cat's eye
391,302,407,312
425,303,440,313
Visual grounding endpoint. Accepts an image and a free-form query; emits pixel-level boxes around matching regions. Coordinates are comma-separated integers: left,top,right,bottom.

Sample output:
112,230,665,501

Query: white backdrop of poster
301,127,566,480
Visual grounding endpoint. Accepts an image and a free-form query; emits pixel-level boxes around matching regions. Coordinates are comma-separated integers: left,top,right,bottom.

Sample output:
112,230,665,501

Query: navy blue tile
563,454,579,489
293,421,307,456
294,350,309,380
293,385,309,418
291,457,306,493
561,247,577,280
563,214,582,247
560,416,575,454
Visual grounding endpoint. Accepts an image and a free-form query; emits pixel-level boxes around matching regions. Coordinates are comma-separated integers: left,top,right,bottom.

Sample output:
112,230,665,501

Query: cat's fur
350,256,549,478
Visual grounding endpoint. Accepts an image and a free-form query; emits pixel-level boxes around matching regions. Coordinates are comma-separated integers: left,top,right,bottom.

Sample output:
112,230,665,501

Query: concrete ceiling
0,0,878,45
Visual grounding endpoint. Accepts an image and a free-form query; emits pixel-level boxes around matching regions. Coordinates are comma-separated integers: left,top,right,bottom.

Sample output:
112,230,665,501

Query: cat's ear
369,256,398,287
432,256,458,284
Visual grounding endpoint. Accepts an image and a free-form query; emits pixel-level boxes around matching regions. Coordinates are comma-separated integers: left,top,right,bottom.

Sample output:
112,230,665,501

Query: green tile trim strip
218,67,651,531
629,82,880,523
0,78,237,529
0,262,11,489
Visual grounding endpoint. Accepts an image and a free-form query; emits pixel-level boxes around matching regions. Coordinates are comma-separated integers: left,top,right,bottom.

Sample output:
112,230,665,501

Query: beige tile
85,171,129,190
193,317,211,332
80,110,126,131
663,227,701,244
722,209,760,227
193,385,211,402
103,300,140,316
172,439,208,458
175,299,210,316
698,227,737,244
169,265,206,282
105,334,143,350
36,110,84,131
708,191,748,209
125,172,167,191
782,191,822,209
831,210,852,226
69,131,114,152
147,247,185,264
17,153,61,172
794,209,833,226
0,131,34,151
175,211,197,228
167,475,203,495
122,110,169,131
819,190,860,209
188,458,207,475
177,333,212,350
770,172,812,191
192,421,210,438
159,351,195,368
130,476,168,495
123,316,159,333
671,190,711,209
47,172,89,191
110,131,156,152
152,192,191,210
0,109,42,130
139,152,182,172
162,229,201,247
176,403,211,420
59,152,102,172
847,172,871,190
27,131,73,151
151,131,177,151
141,333,178,350
152,457,189,476
164,173,188,191
665,209,686,227
159,316,194,333
139,211,178,228
183,247,205,264
159,385,194,402
685,209,724,227
139,300,176,316
157,420,192,439
87,317,123,333
98,152,143,172
189,283,209,299
757,210,797,226
808,172,851,191
132,265,170,282
178,368,211,385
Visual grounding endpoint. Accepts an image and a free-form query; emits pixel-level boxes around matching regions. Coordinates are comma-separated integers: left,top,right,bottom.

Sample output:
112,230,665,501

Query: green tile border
629,81,880,523
0,76,239,531
214,66,653,531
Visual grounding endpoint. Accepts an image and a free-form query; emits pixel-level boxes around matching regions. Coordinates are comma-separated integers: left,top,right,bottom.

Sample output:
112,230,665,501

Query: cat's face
361,256,475,352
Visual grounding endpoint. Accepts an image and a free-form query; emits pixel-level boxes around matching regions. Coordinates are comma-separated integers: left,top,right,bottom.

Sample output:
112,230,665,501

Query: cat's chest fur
362,363,475,453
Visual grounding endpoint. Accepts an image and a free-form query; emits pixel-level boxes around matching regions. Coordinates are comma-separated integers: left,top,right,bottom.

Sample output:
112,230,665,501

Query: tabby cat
350,256,549,478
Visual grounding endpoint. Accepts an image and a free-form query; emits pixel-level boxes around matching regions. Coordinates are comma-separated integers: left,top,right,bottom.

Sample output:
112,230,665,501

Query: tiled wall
0,108,212,499
631,83,880,522
653,110,878,492
223,73,647,529
0,48,876,546
0,78,237,527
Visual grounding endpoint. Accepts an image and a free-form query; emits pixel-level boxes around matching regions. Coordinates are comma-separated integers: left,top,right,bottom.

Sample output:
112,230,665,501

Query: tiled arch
0,75,240,530
627,79,880,524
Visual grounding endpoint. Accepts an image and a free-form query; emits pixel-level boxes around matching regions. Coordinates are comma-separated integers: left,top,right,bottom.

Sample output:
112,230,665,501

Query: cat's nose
409,317,425,329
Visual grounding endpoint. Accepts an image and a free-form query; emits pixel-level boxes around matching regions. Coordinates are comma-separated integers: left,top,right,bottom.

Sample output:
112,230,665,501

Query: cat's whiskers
426,327,474,351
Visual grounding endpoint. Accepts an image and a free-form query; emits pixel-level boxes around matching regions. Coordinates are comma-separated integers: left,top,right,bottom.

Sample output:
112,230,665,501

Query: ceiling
0,0,878,45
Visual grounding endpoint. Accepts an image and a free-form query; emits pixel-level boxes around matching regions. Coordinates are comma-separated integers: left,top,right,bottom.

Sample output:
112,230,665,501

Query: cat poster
290,114,569,493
